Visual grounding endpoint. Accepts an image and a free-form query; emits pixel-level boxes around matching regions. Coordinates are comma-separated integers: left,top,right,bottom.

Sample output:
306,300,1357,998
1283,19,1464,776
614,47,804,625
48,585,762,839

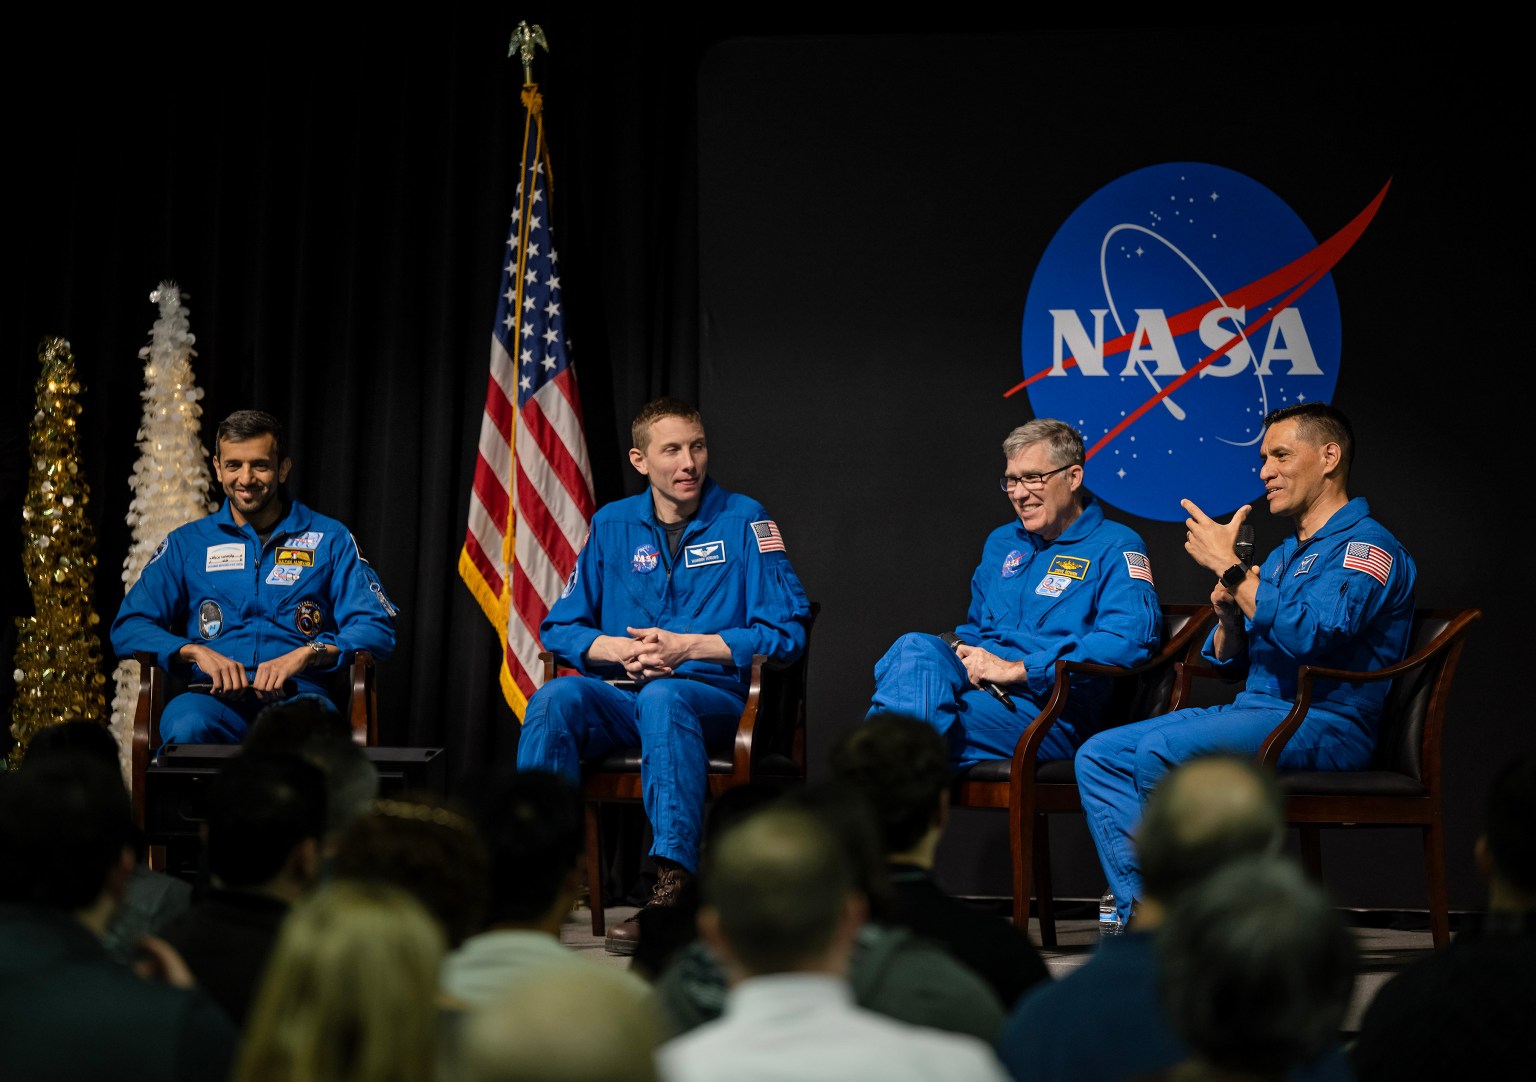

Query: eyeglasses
999,464,1074,492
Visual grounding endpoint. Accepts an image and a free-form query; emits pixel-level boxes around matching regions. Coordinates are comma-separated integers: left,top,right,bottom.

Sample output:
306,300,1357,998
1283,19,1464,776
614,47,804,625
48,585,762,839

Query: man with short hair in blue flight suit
1076,402,1417,927
866,418,1162,768
517,396,812,955
111,410,398,745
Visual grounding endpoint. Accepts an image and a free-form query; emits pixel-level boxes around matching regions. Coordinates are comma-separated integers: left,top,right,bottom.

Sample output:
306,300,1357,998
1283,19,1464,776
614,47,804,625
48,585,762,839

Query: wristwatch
1220,563,1248,592
307,640,327,661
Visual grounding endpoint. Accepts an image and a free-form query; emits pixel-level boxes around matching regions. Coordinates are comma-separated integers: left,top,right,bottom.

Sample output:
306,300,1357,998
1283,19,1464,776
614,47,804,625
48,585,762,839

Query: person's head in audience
332,791,490,949
21,719,121,769
234,878,446,1082
460,967,664,1082
1478,750,1536,913
1158,855,1356,1081
828,714,951,862
0,751,134,934
1132,752,1285,928
475,769,583,932
246,697,379,843
698,800,863,981
205,751,327,902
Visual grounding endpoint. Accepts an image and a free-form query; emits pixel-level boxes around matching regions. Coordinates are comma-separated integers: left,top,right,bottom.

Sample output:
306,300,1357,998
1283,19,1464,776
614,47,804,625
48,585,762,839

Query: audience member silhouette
331,790,490,951
1155,855,1356,1082
460,966,667,1082
995,754,1351,1082
829,714,1050,1008
21,719,192,959
1351,750,1536,1081
233,878,445,1082
160,750,327,1028
444,769,651,1006
652,782,1007,1044
656,800,1008,1082
0,749,237,1081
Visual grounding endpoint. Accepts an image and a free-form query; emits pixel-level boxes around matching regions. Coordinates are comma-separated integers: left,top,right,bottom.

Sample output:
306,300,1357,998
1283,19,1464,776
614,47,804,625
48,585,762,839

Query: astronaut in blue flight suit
517,397,811,954
866,418,1162,769
111,410,398,745
1076,402,1417,924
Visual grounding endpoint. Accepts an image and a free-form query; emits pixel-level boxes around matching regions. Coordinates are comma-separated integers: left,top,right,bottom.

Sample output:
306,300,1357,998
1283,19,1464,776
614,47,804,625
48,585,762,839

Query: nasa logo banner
1016,162,1386,523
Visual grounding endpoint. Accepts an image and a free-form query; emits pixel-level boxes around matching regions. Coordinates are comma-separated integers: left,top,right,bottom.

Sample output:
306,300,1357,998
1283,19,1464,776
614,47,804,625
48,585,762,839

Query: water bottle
1098,889,1123,938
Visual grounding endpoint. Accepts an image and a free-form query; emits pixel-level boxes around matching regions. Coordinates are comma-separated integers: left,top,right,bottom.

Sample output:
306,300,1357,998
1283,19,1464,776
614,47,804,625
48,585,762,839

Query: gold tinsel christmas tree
8,336,108,768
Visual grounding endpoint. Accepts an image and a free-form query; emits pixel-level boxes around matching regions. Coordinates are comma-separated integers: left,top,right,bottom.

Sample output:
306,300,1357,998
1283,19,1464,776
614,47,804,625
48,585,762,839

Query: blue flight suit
517,478,811,872
110,500,399,743
1076,497,1417,921
867,497,1161,768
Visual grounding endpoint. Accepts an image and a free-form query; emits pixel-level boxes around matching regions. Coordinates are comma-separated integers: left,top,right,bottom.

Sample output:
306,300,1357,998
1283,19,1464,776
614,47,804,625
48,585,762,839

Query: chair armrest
731,655,769,776
130,652,169,833
348,651,376,746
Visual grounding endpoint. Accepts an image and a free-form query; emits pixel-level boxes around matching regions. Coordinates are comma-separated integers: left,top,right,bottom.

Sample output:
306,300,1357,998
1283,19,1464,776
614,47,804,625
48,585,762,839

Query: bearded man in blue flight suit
1077,402,1417,926
111,410,398,745
866,418,1162,768
518,397,812,956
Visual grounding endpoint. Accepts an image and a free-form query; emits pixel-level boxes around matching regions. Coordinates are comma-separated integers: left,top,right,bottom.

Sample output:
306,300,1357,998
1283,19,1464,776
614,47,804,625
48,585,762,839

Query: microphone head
1234,524,1255,566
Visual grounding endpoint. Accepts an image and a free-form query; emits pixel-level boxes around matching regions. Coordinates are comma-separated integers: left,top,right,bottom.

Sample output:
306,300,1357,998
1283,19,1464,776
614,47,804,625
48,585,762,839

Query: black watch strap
1221,563,1247,591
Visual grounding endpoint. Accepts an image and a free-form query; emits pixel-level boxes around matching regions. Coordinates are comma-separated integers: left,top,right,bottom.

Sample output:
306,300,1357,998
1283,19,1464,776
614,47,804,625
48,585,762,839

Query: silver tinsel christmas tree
107,283,217,767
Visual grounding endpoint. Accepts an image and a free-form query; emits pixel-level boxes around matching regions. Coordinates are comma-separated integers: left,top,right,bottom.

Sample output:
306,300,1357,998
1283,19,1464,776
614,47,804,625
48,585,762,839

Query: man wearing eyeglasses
865,418,1161,769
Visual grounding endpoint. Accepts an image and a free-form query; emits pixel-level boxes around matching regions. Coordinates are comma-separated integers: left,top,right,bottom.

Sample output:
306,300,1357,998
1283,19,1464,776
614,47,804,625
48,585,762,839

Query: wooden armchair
951,603,1216,945
1167,606,1482,947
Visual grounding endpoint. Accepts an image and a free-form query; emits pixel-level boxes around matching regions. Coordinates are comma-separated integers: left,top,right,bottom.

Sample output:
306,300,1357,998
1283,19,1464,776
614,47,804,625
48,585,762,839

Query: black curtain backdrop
5,21,1529,913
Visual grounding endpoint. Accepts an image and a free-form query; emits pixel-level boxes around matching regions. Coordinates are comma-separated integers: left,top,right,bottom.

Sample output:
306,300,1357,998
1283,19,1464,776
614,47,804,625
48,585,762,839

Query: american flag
752,520,786,554
460,83,596,719
1342,542,1393,586
1123,551,1155,584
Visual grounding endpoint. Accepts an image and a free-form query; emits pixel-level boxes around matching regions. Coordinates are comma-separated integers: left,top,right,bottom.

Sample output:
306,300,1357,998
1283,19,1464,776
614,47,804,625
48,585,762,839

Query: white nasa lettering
1051,305,1324,379
1254,308,1323,376
1050,309,1109,375
1120,310,1185,376
1197,306,1255,376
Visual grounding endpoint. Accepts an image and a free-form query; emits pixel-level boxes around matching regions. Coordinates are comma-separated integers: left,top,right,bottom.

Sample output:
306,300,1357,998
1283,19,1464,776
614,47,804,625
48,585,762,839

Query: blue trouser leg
867,632,1069,768
1076,695,1374,922
517,675,744,873
159,693,258,745
633,679,747,872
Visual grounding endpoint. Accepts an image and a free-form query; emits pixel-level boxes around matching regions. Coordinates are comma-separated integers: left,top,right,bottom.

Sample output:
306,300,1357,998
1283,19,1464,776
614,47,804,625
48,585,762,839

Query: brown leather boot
604,859,693,955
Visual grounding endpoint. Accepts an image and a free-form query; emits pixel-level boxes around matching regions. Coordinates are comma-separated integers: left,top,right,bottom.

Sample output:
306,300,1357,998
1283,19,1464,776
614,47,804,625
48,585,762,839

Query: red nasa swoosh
1004,178,1391,461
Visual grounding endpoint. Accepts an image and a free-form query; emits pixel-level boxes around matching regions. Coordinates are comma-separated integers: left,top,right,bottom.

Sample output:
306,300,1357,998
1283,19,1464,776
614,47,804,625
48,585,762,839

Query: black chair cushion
1277,770,1427,798
953,757,1077,785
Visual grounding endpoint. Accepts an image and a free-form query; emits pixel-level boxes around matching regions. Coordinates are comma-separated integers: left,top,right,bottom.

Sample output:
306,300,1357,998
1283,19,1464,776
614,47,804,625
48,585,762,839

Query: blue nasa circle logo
632,544,660,574
1000,550,1024,579
1019,163,1344,523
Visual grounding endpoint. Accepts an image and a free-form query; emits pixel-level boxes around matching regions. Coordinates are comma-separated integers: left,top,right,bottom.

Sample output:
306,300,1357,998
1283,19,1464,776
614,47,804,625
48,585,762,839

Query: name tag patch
1046,555,1089,580
684,541,726,569
205,543,245,572
276,547,315,567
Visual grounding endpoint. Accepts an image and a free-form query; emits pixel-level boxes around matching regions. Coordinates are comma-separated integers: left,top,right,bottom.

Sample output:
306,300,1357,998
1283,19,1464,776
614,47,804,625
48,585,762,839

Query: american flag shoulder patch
1342,541,1393,585
751,520,786,554
1123,551,1155,584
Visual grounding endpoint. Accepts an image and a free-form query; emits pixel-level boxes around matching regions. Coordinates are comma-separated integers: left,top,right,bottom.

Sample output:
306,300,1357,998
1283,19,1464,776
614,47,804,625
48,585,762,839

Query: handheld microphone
938,631,1015,710
1234,524,1255,569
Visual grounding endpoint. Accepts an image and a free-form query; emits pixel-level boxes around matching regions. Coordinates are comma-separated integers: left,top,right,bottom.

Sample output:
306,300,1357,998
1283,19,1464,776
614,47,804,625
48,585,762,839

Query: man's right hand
175,643,248,693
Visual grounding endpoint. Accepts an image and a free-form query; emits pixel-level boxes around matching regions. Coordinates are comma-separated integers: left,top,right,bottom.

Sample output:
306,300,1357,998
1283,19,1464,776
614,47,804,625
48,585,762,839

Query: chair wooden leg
1032,813,1057,949
1422,823,1450,949
585,799,606,937
1009,802,1031,932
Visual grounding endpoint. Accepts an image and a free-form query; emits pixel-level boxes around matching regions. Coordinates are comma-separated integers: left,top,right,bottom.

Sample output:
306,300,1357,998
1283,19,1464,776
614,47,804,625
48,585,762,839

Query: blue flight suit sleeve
317,531,398,670
715,509,810,668
110,531,199,672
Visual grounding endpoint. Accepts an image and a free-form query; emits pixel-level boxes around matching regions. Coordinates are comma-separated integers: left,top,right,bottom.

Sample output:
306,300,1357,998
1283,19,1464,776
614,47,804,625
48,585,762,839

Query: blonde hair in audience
234,878,446,1082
